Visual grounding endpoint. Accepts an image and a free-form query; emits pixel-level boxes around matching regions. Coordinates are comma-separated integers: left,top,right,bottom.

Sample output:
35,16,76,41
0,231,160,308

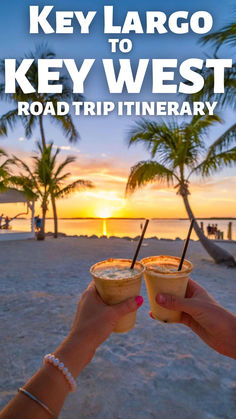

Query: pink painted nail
157,294,166,304
135,296,144,307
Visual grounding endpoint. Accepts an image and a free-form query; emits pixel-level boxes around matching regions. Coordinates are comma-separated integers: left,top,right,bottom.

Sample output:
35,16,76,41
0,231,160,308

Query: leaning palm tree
13,142,93,240
0,44,81,147
126,116,236,267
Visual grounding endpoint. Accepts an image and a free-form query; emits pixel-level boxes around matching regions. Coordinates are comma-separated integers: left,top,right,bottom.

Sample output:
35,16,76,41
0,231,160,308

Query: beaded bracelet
43,354,77,392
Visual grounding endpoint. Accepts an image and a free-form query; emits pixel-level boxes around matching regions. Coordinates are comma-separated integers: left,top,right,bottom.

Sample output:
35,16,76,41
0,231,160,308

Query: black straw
178,219,195,271
131,219,149,269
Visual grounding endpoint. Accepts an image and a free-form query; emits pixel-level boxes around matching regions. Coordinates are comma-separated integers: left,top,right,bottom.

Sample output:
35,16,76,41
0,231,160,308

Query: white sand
0,237,236,418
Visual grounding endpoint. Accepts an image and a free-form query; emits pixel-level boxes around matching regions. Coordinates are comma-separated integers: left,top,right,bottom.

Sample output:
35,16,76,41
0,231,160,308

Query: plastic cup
90,259,145,333
141,255,193,323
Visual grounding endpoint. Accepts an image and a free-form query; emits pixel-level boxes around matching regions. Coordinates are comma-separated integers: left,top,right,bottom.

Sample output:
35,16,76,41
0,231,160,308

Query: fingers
86,280,96,292
156,292,201,317
185,278,198,297
113,296,144,319
85,281,105,303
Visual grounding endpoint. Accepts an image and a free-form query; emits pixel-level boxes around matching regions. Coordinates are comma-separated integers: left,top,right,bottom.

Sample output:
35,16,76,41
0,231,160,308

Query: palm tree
13,142,93,240
12,147,51,240
0,44,82,148
126,116,236,267
39,142,94,238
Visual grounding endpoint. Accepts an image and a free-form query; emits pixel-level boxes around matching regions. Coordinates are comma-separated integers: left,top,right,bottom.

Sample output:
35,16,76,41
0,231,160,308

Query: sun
96,207,113,219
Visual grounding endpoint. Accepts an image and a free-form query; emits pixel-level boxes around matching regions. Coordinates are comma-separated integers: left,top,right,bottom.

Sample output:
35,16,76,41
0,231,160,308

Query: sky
0,0,235,218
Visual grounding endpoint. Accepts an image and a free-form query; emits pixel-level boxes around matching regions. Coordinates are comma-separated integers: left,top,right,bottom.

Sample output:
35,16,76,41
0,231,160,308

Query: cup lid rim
140,255,193,275
90,258,145,280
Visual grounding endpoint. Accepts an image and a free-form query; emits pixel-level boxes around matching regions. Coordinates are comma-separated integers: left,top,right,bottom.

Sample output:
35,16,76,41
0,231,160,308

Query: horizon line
20,217,236,220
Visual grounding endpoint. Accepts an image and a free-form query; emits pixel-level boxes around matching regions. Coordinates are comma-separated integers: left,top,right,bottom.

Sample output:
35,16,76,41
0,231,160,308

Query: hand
54,281,143,378
153,279,236,359
70,280,143,355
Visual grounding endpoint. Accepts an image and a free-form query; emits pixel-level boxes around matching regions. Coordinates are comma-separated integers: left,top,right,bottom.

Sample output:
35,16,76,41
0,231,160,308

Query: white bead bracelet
43,354,77,392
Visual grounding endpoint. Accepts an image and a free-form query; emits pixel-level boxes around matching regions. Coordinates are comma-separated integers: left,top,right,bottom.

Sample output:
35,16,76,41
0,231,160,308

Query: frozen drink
141,255,193,323
90,259,145,333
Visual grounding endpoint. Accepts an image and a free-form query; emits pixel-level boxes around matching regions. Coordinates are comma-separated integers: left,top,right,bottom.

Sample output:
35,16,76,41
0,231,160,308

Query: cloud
148,175,236,195
58,146,71,151
52,144,81,153
70,156,129,184
83,190,125,203
2,140,235,218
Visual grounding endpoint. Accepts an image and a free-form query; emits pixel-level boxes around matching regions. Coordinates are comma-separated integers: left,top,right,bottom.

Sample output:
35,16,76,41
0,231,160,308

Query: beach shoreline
45,231,236,244
8,217,236,241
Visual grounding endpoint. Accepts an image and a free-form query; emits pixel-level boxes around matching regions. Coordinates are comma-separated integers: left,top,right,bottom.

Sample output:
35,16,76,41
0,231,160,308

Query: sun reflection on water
102,219,107,237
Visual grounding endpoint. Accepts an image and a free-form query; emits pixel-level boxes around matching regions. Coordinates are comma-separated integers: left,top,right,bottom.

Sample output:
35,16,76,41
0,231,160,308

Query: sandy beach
0,237,236,418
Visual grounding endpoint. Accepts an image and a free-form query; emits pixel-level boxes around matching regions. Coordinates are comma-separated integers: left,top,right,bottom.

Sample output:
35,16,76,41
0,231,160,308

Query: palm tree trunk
182,194,235,267
37,204,47,241
39,115,46,149
51,195,58,238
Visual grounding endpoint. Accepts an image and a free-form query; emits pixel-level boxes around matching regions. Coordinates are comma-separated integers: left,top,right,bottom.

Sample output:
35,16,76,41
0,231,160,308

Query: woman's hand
70,280,143,353
55,281,144,377
153,279,236,359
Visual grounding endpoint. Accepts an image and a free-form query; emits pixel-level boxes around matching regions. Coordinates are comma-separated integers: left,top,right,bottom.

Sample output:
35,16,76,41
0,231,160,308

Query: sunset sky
0,0,235,219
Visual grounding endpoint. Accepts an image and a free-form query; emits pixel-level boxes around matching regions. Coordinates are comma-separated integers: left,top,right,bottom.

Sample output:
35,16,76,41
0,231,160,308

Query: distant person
34,215,42,232
0,280,235,418
207,224,211,238
0,214,4,229
215,224,218,239
5,216,10,230
211,224,216,237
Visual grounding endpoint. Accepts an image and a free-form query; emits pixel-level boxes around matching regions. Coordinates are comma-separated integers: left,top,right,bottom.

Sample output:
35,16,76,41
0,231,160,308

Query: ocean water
7,218,235,241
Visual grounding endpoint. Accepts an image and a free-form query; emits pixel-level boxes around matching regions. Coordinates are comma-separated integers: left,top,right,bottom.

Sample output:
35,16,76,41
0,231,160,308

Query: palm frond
0,148,8,158
127,116,222,175
0,181,8,193
128,119,178,155
0,44,82,146
206,123,236,159
23,114,37,138
188,63,236,110
54,180,94,198
54,173,71,183
126,160,177,196
9,176,39,200
201,21,236,51
50,113,79,143
12,156,38,189
27,43,56,61
0,108,19,136
189,114,222,136
54,156,76,179
194,147,236,177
